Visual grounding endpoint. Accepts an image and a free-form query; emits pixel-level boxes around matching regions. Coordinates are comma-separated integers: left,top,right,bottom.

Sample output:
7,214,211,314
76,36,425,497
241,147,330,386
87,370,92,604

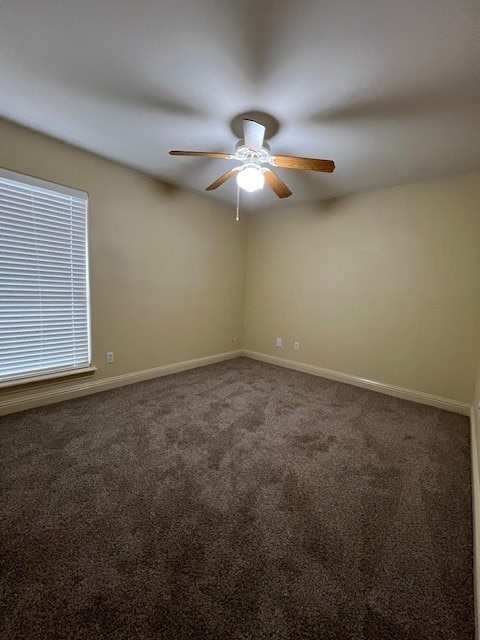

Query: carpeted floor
0,357,474,639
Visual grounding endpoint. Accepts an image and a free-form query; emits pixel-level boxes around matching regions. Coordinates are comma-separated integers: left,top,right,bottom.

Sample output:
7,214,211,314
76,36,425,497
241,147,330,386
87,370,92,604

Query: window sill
0,366,97,390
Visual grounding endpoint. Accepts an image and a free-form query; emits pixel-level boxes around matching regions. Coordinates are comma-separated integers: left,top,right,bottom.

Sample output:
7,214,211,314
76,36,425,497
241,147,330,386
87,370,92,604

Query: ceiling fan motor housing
235,142,271,166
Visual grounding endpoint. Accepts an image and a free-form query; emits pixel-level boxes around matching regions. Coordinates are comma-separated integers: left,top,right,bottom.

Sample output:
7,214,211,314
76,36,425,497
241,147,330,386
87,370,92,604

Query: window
0,168,92,386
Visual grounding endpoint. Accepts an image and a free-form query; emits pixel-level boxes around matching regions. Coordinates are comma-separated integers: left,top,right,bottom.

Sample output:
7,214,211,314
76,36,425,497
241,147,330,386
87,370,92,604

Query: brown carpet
0,357,474,639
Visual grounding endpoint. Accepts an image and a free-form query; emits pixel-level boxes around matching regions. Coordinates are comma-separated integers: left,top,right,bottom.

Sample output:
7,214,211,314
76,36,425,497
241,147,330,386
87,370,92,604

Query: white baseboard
3,348,469,418
471,406,480,640
242,350,471,416
0,349,242,416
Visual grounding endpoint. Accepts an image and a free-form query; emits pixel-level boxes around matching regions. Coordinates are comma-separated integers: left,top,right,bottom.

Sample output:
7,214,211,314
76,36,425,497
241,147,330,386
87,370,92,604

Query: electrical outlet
106,352,114,364
232,336,239,345
275,338,283,348
294,341,300,351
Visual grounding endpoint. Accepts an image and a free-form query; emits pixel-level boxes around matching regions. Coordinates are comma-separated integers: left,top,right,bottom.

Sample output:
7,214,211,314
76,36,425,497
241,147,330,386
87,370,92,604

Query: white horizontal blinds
0,170,90,383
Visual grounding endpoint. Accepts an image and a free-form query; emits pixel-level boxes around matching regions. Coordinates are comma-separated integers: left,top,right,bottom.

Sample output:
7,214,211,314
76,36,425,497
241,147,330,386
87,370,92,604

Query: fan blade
263,169,292,198
242,119,265,152
170,150,233,159
205,168,240,191
271,155,335,172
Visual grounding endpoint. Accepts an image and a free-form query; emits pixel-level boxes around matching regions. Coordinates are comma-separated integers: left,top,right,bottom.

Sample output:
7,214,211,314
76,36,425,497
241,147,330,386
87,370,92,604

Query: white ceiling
2,0,480,209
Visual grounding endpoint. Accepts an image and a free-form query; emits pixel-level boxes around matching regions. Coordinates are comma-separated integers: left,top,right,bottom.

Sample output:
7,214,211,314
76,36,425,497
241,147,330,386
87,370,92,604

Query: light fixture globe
236,164,265,193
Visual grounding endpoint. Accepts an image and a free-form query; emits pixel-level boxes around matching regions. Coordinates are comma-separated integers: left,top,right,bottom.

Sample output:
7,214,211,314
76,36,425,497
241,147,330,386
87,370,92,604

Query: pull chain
236,184,240,222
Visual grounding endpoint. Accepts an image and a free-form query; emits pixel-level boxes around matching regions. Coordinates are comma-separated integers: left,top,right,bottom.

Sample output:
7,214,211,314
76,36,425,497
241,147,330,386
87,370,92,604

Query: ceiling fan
169,119,335,200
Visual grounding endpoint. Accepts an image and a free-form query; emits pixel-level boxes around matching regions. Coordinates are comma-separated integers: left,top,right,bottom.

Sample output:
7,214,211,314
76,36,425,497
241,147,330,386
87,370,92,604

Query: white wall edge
0,350,243,416
242,350,470,416
471,405,480,640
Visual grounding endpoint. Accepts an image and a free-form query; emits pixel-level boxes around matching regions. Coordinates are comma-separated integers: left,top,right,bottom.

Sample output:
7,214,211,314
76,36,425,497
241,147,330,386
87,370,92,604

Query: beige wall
1,118,479,410
244,171,480,404
0,119,247,407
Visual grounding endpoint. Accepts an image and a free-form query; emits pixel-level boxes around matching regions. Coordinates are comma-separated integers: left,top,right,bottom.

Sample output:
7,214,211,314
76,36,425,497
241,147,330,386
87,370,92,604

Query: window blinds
0,169,91,383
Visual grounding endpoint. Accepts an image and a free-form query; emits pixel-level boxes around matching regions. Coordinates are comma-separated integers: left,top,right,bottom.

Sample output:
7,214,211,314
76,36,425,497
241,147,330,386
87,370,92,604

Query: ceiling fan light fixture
236,164,265,193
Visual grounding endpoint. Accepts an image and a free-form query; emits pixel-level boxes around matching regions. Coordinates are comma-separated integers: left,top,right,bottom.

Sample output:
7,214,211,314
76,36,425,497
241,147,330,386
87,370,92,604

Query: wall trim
242,350,470,416
0,350,242,416
2,346,470,418
471,406,480,640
